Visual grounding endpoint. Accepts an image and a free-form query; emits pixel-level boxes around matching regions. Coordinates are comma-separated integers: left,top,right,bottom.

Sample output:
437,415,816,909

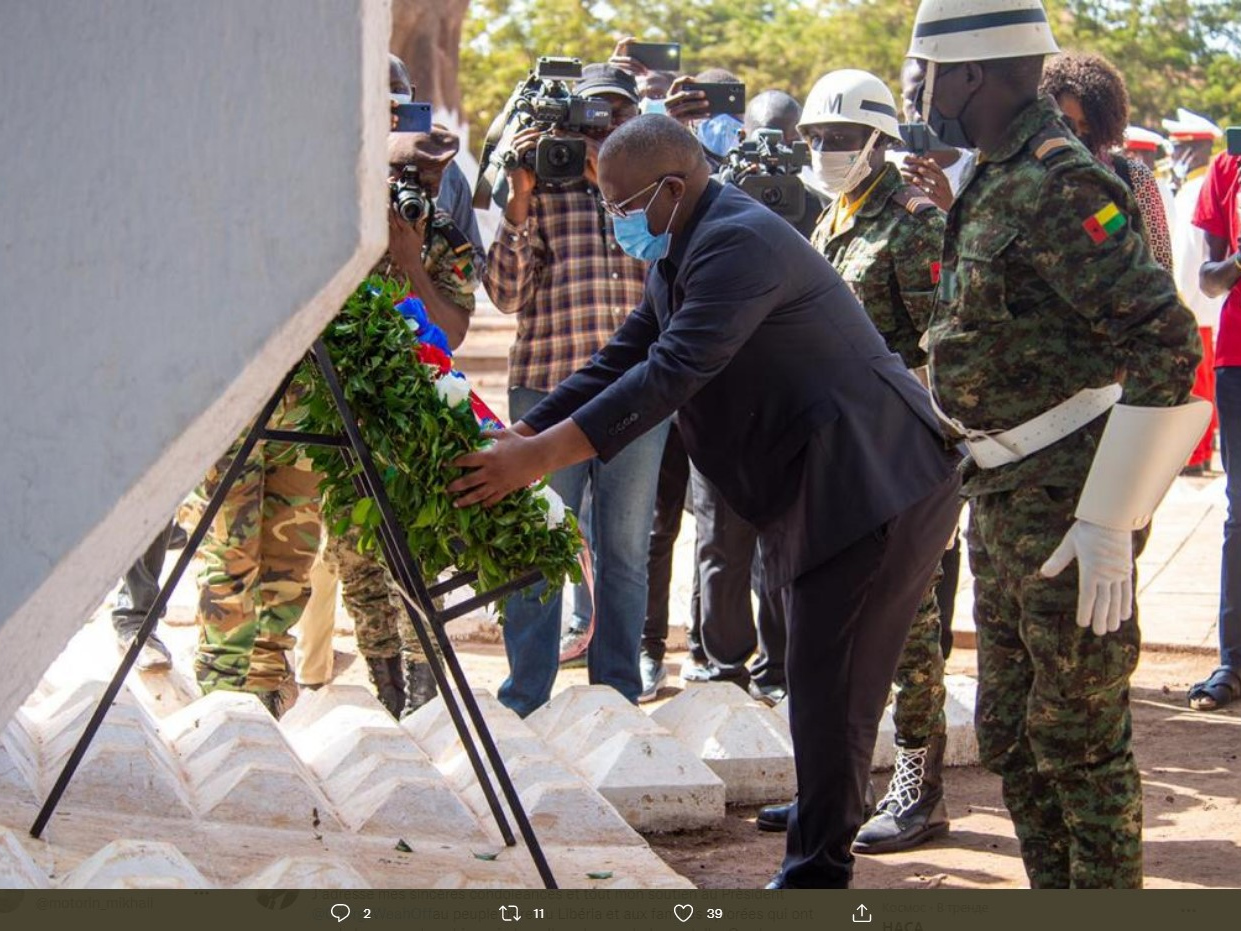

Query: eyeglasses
600,174,683,218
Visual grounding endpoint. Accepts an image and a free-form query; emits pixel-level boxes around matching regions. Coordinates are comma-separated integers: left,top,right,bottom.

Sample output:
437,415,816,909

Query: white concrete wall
0,0,390,727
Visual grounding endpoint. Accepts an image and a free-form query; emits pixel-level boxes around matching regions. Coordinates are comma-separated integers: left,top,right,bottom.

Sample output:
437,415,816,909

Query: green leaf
351,497,375,527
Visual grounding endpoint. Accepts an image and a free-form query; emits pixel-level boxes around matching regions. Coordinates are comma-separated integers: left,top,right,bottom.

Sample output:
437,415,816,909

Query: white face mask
390,92,412,106
812,130,880,196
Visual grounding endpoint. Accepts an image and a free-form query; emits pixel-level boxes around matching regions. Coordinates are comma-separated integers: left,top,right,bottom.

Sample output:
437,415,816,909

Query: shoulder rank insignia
1082,201,1127,244
894,185,938,216
1033,135,1074,162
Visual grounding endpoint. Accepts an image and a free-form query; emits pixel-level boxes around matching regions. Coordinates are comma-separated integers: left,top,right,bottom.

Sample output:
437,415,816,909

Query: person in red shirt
1191,151,1241,710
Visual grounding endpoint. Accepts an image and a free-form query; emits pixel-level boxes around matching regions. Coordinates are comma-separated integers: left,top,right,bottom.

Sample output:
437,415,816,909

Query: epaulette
1029,127,1077,165
892,184,939,216
433,211,474,256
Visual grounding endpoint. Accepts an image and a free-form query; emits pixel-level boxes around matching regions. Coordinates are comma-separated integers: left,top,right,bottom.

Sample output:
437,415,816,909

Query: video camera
389,165,434,224
718,128,811,223
473,57,612,208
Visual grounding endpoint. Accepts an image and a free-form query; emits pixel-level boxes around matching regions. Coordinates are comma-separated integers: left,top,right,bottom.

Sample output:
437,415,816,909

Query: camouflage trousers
324,527,426,664
193,436,321,695
891,559,947,746
969,485,1143,889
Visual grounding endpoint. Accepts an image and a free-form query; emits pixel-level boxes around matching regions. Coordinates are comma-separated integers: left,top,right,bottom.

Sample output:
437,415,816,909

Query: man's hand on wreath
450,429,549,508
450,419,595,508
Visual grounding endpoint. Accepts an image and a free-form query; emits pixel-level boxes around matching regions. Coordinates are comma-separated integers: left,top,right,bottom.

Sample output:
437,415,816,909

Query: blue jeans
498,386,669,716
1216,366,1241,670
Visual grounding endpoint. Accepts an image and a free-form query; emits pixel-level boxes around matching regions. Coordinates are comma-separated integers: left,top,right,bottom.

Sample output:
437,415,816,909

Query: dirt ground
638,647,1241,890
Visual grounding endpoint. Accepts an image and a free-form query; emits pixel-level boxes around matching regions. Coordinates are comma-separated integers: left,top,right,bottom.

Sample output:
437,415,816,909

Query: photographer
389,53,485,275
737,89,822,239
321,126,480,719
608,37,678,112
665,68,744,167
383,130,475,349
482,64,668,716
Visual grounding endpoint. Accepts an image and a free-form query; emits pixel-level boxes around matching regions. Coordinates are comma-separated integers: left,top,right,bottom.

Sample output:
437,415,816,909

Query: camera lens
761,186,782,206
547,143,572,169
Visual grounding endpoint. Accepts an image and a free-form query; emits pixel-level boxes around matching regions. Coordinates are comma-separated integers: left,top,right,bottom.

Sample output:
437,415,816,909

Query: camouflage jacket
928,96,1201,497
811,165,944,367
372,210,478,314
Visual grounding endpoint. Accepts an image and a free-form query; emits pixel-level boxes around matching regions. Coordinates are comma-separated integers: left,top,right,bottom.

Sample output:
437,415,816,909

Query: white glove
1039,519,1133,636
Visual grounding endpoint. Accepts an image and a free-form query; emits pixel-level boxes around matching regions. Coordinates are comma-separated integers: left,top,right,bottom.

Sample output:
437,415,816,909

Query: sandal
1187,666,1241,711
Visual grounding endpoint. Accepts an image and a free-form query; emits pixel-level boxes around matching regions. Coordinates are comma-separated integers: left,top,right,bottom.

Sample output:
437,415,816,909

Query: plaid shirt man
484,178,647,391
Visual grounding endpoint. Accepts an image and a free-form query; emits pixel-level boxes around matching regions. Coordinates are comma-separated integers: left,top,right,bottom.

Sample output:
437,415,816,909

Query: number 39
707,908,723,919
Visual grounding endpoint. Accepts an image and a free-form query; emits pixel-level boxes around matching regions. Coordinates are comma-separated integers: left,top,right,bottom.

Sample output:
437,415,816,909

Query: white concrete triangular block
237,856,371,889
942,674,979,767
278,683,390,736
651,682,795,804
58,840,212,889
309,730,439,792
0,828,48,888
166,691,339,830
0,725,37,804
575,731,725,833
773,675,979,771
14,681,192,818
421,701,645,848
277,685,486,840
402,689,527,765
526,685,649,740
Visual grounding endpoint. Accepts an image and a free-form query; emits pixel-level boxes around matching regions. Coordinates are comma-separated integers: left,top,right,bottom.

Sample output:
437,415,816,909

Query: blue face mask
613,209,671,262
640,97,667,115
697,113,742,157
611,177,681,262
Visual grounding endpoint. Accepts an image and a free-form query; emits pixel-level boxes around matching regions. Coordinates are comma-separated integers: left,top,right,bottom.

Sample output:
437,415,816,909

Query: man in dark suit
449,114,962,889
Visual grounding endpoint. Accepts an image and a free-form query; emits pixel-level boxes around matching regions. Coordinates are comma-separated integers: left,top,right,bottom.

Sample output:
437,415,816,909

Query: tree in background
458,0,1241,158
391,0,472,123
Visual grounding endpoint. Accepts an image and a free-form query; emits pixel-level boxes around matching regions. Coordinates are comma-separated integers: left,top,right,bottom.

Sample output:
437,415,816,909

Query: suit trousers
112,522,174,635
780,471,962,888
687,467,787,686
643,418,691,663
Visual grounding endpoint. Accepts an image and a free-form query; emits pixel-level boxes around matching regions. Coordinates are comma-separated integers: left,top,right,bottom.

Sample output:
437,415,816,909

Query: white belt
929,383,1123,470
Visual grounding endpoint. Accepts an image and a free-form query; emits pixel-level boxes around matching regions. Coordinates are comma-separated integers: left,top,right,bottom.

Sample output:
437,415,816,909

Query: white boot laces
879,745,929,815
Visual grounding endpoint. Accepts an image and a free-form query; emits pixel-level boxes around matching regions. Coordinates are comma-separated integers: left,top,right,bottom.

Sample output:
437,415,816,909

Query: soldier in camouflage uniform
325,125,478,718
757,68,957,853
194,389,321,716
908,0,1202,887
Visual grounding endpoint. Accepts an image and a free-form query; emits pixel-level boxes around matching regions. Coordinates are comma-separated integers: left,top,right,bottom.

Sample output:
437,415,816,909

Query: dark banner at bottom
0,889,1236,931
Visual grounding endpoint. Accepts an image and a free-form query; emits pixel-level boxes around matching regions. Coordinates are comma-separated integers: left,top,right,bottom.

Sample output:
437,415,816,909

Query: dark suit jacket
523,181,959,588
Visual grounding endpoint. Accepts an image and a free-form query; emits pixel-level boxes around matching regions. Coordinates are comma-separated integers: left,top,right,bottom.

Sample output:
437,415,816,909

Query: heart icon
675,904,693,923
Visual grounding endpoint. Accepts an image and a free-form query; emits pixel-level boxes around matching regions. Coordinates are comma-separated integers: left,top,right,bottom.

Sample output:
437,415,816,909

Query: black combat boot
365,655,406,717
756,782,876,832
402,660,438,717
851,734,949,855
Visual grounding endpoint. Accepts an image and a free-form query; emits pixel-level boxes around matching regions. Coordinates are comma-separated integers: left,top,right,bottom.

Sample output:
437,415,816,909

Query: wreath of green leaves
295,276,582,611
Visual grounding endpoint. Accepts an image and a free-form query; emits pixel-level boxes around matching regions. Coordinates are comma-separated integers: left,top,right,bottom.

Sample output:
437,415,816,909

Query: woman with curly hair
1040,52,1173,271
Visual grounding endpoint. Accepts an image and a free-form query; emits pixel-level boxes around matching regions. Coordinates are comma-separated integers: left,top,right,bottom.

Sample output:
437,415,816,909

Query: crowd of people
110,0,1241,891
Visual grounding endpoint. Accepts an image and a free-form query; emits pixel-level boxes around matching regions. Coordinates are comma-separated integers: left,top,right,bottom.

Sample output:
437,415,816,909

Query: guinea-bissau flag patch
1082,202,1126,244
452,259,474,281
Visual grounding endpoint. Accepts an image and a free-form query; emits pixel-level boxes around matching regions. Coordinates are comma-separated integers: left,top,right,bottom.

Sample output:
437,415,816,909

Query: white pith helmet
798,69,901,141
908,0,1059,64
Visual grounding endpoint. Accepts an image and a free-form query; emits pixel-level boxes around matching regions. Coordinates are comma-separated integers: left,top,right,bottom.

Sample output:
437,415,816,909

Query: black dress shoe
757,802,792,832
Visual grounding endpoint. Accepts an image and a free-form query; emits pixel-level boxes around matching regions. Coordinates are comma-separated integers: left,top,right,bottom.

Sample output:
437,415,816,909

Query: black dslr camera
718,129,812,223
474,57,613,207
389,165,434,223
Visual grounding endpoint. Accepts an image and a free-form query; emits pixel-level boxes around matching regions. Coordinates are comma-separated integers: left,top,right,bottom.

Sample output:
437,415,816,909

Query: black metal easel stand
30,340,557,889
